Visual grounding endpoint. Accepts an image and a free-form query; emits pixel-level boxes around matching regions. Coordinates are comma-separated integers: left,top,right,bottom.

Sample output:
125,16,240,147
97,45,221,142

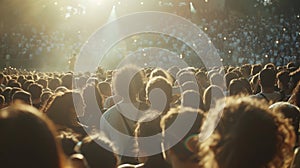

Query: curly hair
199,97,295,168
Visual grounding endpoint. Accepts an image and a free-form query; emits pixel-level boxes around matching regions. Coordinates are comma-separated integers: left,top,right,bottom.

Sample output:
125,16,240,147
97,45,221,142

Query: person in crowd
229,79,249,96
42,91,87,137
77,134,120,168
203,85,225,111
160,107,205,168
12,90,32,105
277,71,292,101
49,77,62,91
118,111,171,168
0,103,68,168
146,76,173,115
100,65,148,164
289,81,300,108
81,84,103,129
28,83,43,109
0,95,5,109
270,102,300,146
181,90,205,111
198,97,295,168
251,68,282,102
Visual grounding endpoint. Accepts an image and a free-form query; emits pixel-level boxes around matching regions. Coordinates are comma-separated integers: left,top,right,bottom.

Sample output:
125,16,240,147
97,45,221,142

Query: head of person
82,84,103,113
146,76,172,114
229,79,249,96
181,90,205,111
150,68,173,84
224,72,238,89
210,73,225,91
160,107,205,168
277,71,290,89
199,97,295,168
290,81,300,108
48,78,62,91
0,95,5,108
203,85,225,111
270,102,300,145
176,71,196,87
112,65,144,103
134,111,169,167
28,83,43,101
251,64,263,76
240,64,251,78
259,68,276,90
43,91,85,130
61,73,74,90
0,104,66,168
195,71,209,88
79,134,119,168
12,90,32,105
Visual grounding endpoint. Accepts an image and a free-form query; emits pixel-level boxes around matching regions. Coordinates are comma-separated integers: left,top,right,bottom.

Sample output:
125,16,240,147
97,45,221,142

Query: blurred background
0,0,299,71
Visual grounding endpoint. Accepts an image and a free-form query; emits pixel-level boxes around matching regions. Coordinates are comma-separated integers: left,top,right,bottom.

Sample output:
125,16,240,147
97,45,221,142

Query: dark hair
251,64,263,76
182,90,205,111
135,111,170,168
112,65,144,102
28,83,43,100
80,134,119,168
270,102,300,145
259,68,276,88
43,91,85,133
0,104,66,168
12,90,32,105
224,72,238,88
229,79,248,96
146,76,172,114
203,85,224,111
61,74,73,90
277,71,290,88
289,81,300,108
48,78,62,91
161,107,204,162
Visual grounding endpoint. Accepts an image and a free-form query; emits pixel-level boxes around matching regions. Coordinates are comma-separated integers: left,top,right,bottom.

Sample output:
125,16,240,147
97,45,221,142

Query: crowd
1,12,300,69
0,61,300,168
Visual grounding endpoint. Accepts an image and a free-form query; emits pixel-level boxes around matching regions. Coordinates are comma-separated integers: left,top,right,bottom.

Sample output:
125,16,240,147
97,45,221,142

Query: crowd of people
1,11,300,69
0,61,300,168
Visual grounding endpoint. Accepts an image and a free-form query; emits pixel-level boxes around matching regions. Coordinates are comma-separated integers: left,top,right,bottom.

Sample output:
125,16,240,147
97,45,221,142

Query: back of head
0,104,65,168
12,90,32,105
146,76,172,113
224,72,238,88
80,135,119,168
203,97,295,168
251,64,263,76
182,90,205,111
259,68,276,89
61,74,73,90
112,65,144,102
210,73,225,90
161,107,205,163
277,71,290,87
270,102,300,145
203,85,224,111
229,79,248,96
28,83,43,100
44,91,84,129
